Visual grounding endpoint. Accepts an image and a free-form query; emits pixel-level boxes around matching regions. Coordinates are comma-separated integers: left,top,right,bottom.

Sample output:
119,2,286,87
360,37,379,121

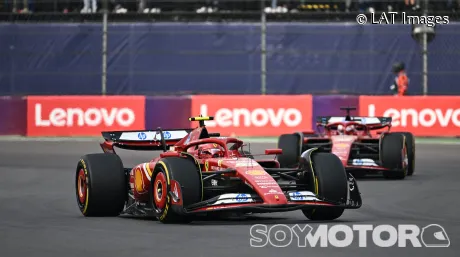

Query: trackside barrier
190,95,313,137
145,96,192,130
26,96,146,136
312,95,360,128
0,95,457,137
359,96,460,137
0,96,27,135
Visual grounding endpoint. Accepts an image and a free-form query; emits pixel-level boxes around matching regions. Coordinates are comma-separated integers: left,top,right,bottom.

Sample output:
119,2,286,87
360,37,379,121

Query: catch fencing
0,0,459,96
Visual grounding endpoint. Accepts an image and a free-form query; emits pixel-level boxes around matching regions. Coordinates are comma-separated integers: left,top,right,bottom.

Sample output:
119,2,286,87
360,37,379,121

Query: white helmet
346,125,355,133
337,124,344,134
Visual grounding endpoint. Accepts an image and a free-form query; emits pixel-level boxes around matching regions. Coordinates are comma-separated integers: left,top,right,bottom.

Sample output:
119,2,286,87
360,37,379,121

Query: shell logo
246,170,266,176
135,167,145,193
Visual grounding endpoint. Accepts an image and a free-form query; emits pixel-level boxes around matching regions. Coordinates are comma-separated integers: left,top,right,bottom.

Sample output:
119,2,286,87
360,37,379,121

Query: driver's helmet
337,124,345,135
345,125,356,135
337,124,356,135
198,143,225,158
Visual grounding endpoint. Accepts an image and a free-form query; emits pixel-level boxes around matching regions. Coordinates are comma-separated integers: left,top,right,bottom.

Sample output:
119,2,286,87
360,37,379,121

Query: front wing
345,159,404,173
181,176,362,214
184,194,361,214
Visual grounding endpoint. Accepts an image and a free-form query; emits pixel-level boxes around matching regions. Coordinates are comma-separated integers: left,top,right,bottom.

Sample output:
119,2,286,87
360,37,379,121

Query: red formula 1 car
75,116,362,223
277,107,415,180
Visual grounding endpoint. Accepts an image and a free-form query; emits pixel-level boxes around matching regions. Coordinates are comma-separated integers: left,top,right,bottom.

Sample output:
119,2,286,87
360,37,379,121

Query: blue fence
0,22,459,95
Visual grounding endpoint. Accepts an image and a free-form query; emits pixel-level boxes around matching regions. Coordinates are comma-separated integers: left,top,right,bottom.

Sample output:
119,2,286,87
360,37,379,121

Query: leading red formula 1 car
75,116,362,223
277,107,415,180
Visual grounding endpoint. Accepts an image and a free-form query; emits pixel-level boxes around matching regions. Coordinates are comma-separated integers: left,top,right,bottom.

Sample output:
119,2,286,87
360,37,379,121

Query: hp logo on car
163,131,171,139
137,132,147,140
292,192,304,200
236,194,250,202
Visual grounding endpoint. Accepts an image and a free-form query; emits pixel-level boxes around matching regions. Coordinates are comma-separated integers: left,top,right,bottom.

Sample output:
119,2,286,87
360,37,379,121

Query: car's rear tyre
393,132,415,176
151,156,202,224
301,153,347,221
75,153,127,217
380,133,408,180
277,133,301,168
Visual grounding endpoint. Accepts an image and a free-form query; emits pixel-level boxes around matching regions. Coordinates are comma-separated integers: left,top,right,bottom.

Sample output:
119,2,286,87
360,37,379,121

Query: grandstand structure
1,0,459,21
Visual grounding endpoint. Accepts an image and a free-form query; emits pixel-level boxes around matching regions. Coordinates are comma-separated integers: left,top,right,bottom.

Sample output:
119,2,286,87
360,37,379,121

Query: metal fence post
422,0,429,95
422,32,428,95
101,0,108,95
260,0,267,95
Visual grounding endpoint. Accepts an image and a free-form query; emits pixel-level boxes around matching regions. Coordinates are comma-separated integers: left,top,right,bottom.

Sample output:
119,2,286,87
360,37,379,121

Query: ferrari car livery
75,116,362,223
277,107,415,179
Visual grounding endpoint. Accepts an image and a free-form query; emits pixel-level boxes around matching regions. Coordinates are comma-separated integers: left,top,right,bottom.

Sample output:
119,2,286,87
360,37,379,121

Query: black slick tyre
380,133,408,180
393,132,415,175
75,153,127,217
302,153,347,221
151,156,202,224
277,133,301,168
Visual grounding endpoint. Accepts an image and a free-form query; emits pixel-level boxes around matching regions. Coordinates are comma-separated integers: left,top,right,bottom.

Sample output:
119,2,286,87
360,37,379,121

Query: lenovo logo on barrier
27,96,145,136
191,95,312,136
200,104,302,127
368,104,460,127
360,96,460,136
35,104,135,127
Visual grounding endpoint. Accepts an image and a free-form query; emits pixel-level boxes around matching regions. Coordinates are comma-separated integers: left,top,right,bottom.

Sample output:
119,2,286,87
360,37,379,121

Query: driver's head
337,124,344,135
198,143,225,158
345,125,356,135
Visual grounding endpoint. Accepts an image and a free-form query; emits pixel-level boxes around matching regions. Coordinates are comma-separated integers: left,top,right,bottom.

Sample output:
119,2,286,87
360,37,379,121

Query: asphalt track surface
0,140,459,257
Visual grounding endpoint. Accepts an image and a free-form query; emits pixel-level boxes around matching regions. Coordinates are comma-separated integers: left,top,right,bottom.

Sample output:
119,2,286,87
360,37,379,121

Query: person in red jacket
390,62,409,96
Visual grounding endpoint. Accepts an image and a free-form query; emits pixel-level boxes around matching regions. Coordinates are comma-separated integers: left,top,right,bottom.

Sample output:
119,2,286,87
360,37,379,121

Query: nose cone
239,169,288,204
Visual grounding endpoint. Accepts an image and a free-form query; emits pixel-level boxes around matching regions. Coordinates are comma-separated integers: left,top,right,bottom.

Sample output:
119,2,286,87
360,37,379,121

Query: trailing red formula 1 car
277,107,415,180
75,116,362,223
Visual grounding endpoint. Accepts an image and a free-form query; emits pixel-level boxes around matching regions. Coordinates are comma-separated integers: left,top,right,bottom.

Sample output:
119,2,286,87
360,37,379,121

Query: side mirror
265,149,283,155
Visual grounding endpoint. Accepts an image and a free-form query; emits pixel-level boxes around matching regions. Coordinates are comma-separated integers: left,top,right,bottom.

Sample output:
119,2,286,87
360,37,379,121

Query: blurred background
0,0,459,137
0,0,459,96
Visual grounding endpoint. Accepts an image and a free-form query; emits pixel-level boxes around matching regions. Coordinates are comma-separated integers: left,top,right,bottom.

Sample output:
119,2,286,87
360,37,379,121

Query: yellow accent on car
158,161,170,185
189,116,213,121
80,159,89,214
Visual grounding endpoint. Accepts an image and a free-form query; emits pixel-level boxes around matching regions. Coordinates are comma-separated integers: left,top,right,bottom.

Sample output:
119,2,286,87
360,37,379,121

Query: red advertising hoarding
359,96,460,136
191,95,312,136
27,96,145,136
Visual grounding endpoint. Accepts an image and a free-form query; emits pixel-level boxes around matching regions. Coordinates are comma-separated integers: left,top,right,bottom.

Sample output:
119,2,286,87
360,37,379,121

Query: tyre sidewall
75,154,126,216
151,156,202,223
301,152,347,220
380,133,408,179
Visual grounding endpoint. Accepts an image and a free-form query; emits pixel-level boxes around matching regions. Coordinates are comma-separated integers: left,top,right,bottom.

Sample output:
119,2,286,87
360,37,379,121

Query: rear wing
316,116,392,126
100,128,192,153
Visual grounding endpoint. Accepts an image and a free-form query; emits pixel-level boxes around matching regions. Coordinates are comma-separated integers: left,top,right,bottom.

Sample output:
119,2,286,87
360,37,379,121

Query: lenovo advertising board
27,96,146,136
359,96,460,136
190,95,312,136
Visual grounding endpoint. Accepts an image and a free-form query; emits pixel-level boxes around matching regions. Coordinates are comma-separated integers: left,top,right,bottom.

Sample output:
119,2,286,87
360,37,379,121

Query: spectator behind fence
82,0,97,13
4,0,460,13
390,62,409,96
11,0,30,12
